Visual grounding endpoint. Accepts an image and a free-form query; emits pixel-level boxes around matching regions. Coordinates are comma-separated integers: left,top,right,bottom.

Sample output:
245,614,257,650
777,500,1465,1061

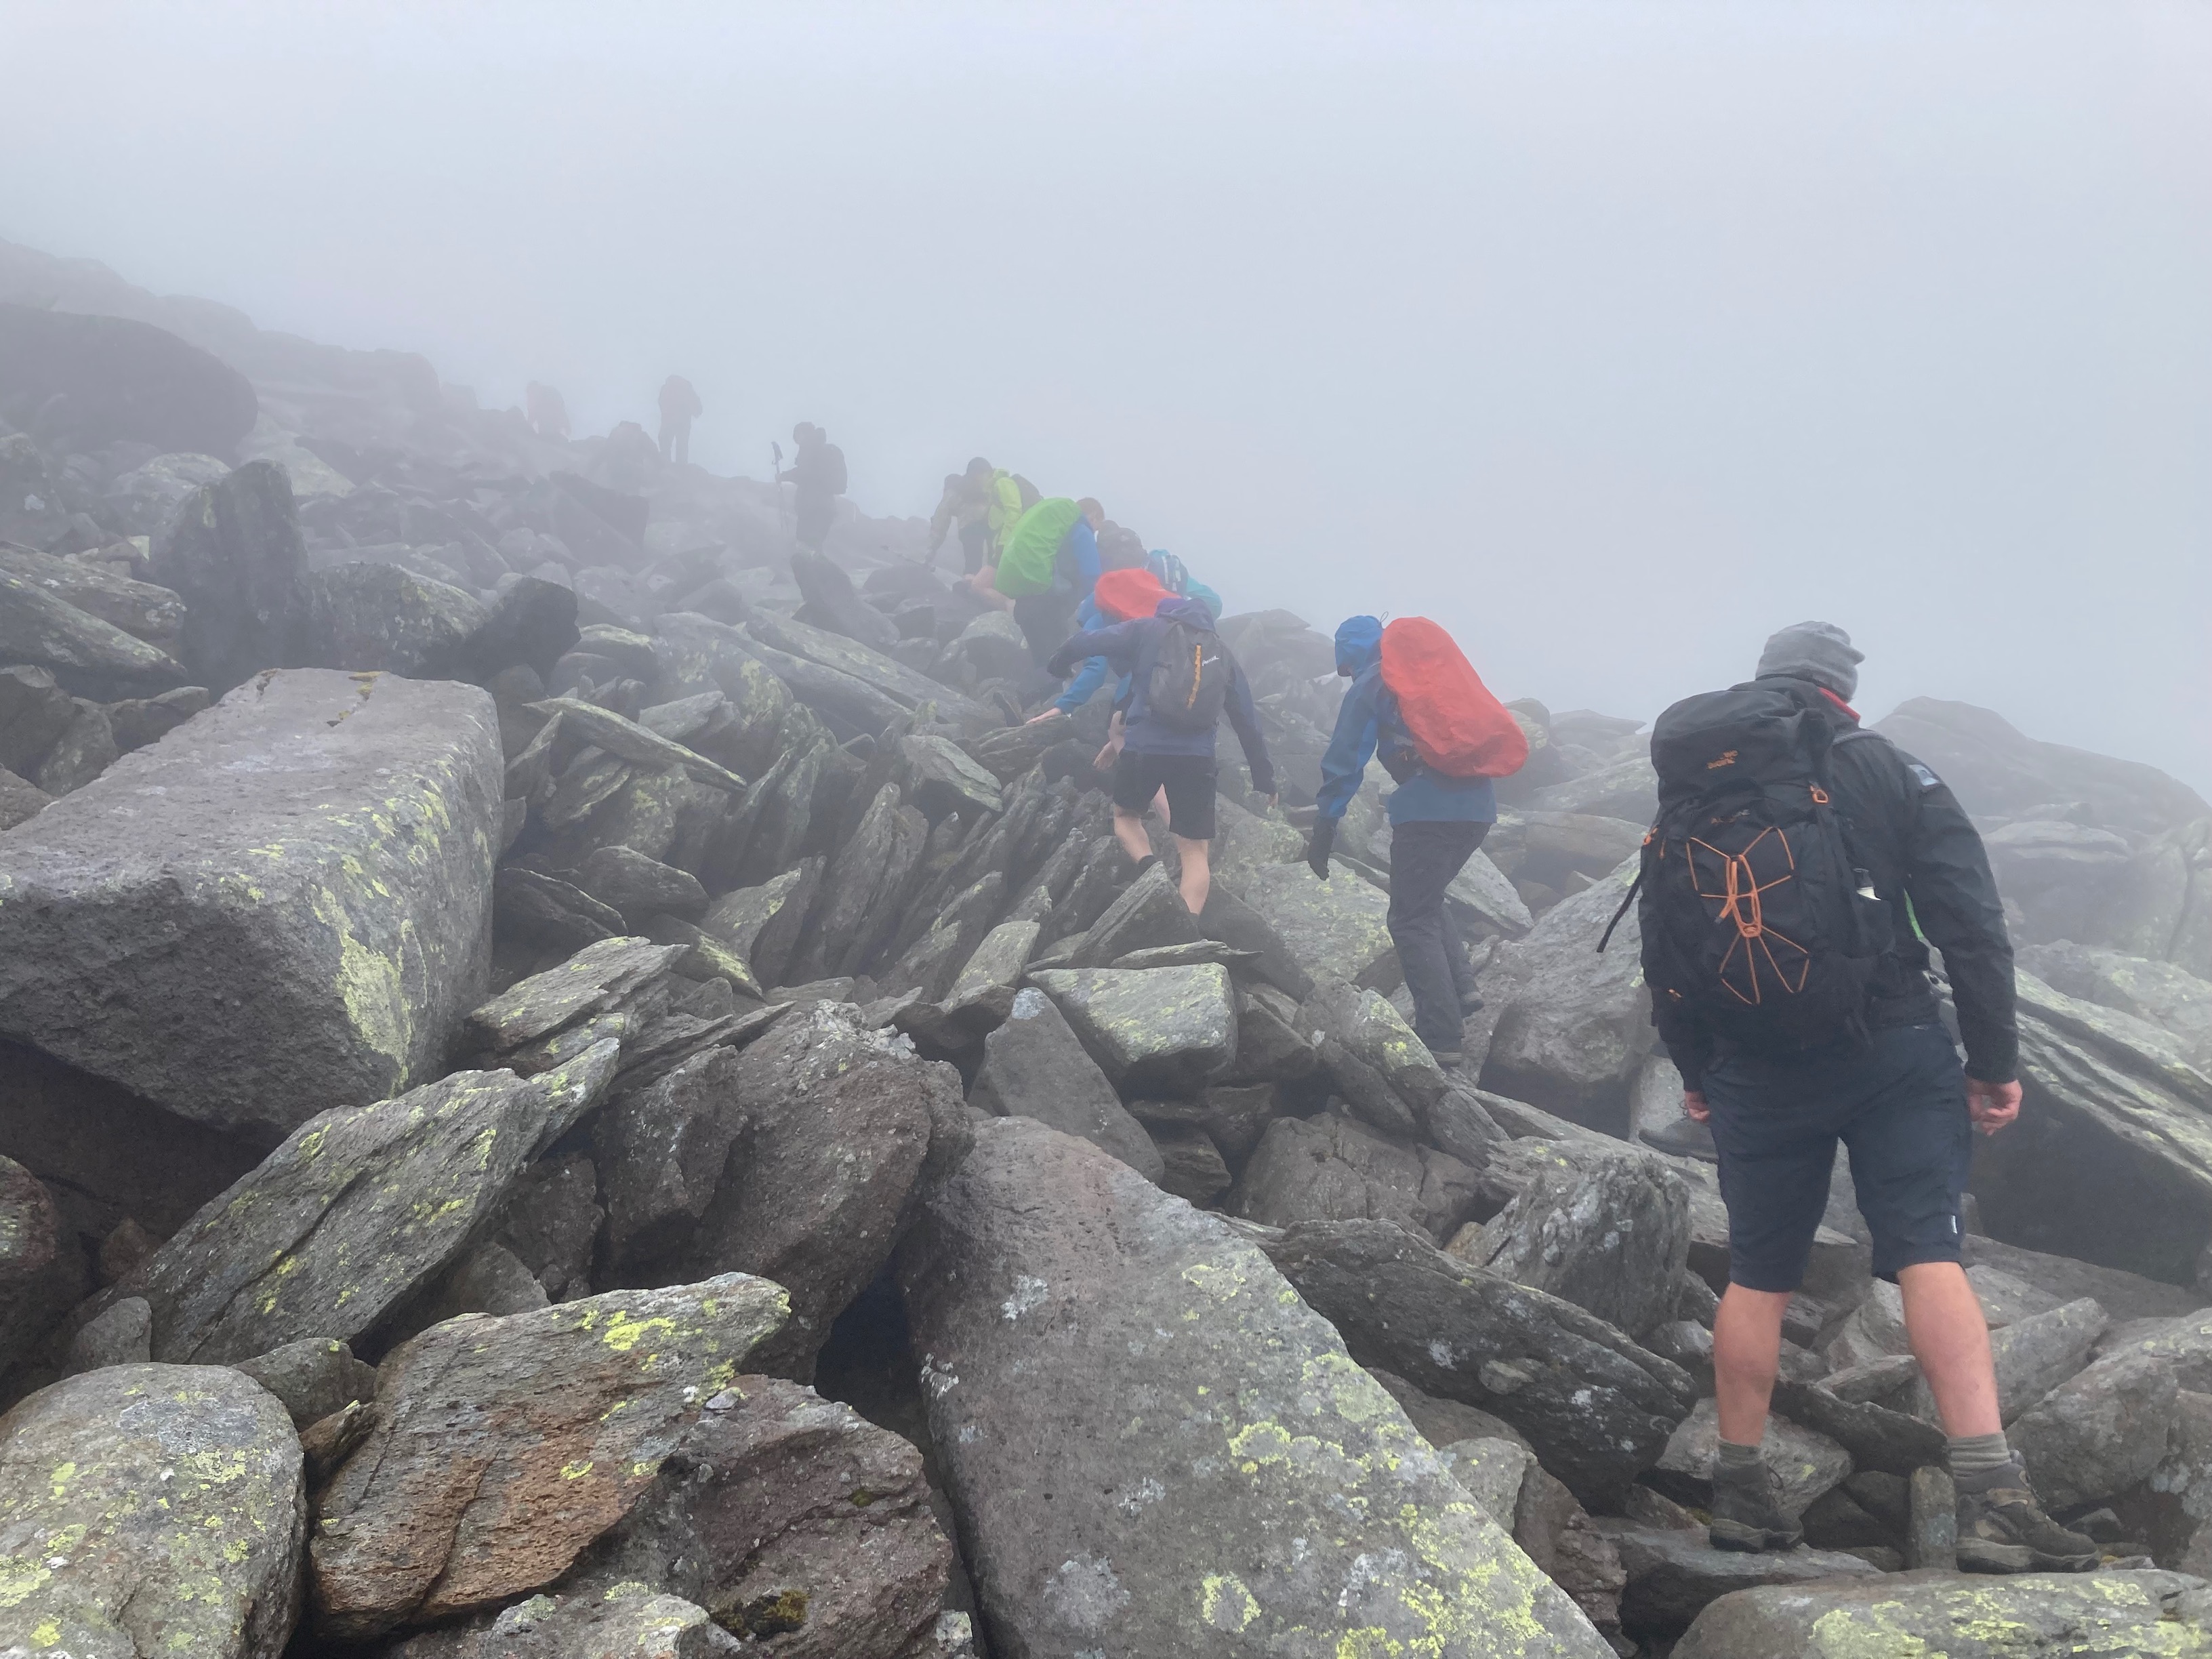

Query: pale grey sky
4,1,2207,789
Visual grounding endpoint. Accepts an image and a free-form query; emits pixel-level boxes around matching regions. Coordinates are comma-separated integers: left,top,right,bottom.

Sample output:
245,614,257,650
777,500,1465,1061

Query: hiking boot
1956,1459,2097,1574
1458,989,1485,1015
1707,1456,1803,1553
1429,1048,1466,1070
1639,1115,1720,1164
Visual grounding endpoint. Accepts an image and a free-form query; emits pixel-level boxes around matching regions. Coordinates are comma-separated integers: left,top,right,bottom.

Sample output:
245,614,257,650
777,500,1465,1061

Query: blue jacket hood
1159,595,1217,630
1335,615,1383,676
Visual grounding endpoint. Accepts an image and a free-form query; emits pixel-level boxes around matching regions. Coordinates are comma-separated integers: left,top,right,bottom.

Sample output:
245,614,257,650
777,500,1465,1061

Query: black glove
1305,818,1337,880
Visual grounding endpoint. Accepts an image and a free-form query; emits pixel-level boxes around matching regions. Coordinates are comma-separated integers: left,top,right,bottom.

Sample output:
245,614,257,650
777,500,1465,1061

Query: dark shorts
1704,1021,1972,1291
1111,750,1217,841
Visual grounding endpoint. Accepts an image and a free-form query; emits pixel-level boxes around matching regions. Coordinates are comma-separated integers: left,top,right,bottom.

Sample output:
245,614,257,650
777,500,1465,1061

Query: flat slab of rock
901,1118,1614,1657
1255,1216,1694,1509
1028,962,1238,1093
0,668,503,1138
127,1050,615,1364
1671,1565,2212,1657
968,986,1165,1181
1605,1521,1879,1639
1216,860,1401,990
310,1273,792,1641
0,1363,306,1659
1649,1399,1853,1519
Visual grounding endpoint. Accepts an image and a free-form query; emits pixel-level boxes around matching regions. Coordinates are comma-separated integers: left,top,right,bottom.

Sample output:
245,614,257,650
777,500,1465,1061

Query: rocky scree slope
3,240,2212,1656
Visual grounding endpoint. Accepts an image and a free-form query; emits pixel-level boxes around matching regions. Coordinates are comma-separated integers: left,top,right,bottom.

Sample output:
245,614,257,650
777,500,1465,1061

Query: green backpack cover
996,497,1082,596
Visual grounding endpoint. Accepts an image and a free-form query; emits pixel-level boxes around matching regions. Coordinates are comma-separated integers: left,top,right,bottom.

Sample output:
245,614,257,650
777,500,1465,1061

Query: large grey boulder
2097,817,2212,978
747,608,999,735
1970,972,2212,1284
125,1048,615,1364
1028,962,1240,1093
1229,1109,1477,1243
1673,1567,2212,1658
2015,939,2212,1070
0,302,258,455
152,457,311,692
304,560,490,677
0,567,188,695
557,1374,954,1657
104,449,230,535
1467,1149,1692,1339
1477,857,1650,1132
969,987,1165,1181
0,669,504,1138
1215,859,1401,989
1875,696,2209,836
2009,1345,2180,1509
684,1002,969,1378
0,1363,306,1659
1606,1523,1880,1642
310,1274,791,1642
0,545,186,652
899,1118,1616,1658
1254,1217,1695,1508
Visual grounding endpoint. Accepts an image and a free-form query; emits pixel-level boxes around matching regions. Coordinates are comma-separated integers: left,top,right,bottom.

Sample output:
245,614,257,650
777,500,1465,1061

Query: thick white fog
3,1,2205,785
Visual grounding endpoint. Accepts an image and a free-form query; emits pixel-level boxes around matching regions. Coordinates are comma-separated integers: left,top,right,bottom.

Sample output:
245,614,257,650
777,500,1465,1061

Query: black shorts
1703,1021,1972,1291
1111,750,1218,841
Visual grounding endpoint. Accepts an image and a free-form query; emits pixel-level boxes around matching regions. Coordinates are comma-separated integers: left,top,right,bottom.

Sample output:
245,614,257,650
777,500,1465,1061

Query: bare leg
1113,808,1152,867
1175,836,1211,915
1900,1261,2001,1436
1713,1284,1791,1444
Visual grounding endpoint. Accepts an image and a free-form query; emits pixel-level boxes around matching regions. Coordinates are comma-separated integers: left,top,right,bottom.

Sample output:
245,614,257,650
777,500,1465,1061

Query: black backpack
1146,617,1233,733
1601,680,1893,1053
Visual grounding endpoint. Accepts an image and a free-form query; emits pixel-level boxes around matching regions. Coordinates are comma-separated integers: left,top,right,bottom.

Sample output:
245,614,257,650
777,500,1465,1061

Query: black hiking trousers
1389,819,1487,1054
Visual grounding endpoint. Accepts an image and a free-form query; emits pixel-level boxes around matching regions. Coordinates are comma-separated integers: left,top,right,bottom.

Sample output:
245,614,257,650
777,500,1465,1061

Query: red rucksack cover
1378,617,1529,779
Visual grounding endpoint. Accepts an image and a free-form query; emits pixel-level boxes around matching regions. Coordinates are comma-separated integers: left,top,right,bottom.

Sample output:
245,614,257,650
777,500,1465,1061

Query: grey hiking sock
1948,1431,2013,1487
1714,1439,1764,1480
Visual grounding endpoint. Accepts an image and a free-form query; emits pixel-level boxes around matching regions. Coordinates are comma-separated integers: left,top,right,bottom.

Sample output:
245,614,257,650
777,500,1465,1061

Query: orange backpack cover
1378,617,1529,779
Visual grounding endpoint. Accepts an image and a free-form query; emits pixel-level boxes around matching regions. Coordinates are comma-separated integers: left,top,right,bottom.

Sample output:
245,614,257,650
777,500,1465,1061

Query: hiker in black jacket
1645,621,2093,1575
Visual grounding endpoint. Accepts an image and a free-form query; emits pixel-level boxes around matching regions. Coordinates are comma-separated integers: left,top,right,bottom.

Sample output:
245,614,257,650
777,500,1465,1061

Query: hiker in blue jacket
1046,597,1276,916
1309,615,1496,1065
1044,551,1224,719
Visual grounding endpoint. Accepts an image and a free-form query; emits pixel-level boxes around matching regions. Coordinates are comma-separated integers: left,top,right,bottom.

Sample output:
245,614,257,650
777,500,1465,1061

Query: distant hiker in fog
1633,621,2094,1576
657,374,701,465
970,495,1105,663
927,457,1026,574
1047,586,1275,916
1308,615,1525,1067
779,422,846,552
525,381,570,440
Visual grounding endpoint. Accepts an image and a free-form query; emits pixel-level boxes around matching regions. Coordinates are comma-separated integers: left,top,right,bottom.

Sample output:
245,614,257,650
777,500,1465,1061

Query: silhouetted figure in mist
657,374,701,465
525,382,571,441
779,422,846,552
927,456,1026,574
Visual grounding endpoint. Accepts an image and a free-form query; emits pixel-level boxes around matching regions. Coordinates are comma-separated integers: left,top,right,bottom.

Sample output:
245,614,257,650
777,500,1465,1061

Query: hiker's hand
1681,1090,1710,1124
1305,819,1336,880
1967,1078,2021,1136
1093,738,1122,772
1025,708,1065,727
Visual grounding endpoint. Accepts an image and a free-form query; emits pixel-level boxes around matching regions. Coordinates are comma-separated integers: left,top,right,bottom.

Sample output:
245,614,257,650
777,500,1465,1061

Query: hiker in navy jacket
1046,597,1276,915
1309,614,1495,1064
